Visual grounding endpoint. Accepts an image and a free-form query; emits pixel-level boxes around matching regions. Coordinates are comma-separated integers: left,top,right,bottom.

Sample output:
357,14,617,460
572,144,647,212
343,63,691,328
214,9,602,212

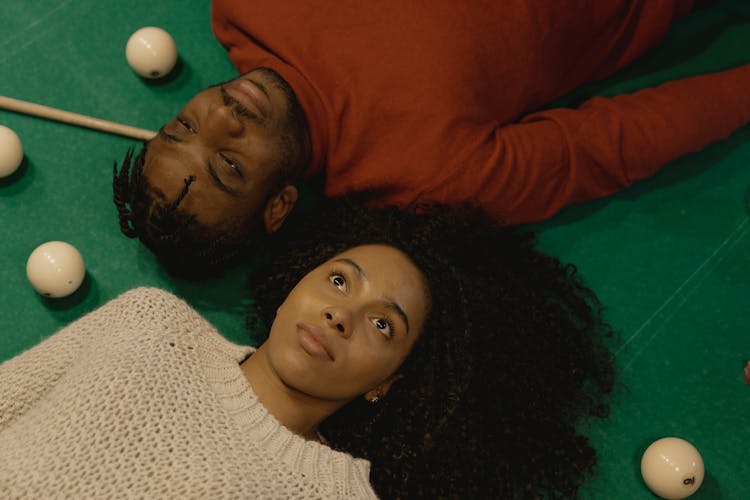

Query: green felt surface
1,1,748,498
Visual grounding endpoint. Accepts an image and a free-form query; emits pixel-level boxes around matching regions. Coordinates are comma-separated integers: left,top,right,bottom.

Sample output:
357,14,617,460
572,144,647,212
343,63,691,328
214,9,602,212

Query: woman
249,199,616,498
0,201,614,498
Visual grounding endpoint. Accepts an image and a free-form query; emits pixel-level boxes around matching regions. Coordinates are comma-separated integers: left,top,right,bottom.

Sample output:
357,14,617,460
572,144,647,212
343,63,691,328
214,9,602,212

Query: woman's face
265,244,429,402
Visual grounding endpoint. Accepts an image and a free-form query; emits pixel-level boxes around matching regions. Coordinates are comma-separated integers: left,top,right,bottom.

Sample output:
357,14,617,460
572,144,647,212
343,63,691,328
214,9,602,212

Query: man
114,0,749,275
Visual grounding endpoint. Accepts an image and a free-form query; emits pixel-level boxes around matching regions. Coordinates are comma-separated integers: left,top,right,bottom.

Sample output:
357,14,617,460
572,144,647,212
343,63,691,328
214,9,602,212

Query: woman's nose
323,307,351,338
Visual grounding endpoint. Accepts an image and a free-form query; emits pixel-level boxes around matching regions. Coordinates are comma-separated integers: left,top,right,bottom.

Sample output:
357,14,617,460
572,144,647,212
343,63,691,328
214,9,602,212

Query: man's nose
205,101,244,137
322,306,352,339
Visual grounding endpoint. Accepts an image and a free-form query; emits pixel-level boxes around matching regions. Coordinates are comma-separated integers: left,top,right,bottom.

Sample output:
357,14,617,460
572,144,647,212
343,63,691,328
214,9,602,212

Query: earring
368,394,380,404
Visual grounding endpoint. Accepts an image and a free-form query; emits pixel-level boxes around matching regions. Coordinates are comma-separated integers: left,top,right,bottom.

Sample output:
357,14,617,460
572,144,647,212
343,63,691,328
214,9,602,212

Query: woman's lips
229,78,271,119
297,323,334,361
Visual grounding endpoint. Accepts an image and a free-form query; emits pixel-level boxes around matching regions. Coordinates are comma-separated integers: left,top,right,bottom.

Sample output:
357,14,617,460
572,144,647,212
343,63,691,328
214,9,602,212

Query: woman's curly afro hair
248,198,616,499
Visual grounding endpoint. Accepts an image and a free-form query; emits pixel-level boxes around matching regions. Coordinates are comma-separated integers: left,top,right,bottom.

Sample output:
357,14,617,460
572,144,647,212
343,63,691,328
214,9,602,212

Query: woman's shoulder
110,286,193,311
65,287,215,347
112,287,252,359
99,287,204,327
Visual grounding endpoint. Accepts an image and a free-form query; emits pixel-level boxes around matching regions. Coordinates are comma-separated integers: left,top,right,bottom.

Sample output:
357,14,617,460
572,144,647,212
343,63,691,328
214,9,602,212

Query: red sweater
211,0,750,224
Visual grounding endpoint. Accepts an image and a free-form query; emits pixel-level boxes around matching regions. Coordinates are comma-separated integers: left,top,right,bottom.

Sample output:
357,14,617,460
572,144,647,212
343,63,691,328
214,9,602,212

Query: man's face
265,244,430,402
142,69,302,234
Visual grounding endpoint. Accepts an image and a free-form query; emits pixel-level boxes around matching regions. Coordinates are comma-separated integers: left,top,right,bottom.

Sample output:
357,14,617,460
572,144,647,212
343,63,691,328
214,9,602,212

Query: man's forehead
183,85,219,108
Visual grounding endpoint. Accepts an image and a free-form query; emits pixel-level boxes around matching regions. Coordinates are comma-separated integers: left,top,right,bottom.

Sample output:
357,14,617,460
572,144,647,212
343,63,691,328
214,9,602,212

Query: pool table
1,1,748,497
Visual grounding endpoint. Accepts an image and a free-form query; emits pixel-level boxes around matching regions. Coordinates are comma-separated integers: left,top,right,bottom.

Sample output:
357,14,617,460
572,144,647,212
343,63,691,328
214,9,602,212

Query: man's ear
364,373,404,402
263,185,298,233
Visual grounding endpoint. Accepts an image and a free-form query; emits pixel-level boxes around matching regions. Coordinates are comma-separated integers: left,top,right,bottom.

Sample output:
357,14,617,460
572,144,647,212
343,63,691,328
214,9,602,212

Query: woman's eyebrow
384,301,410,335
334,258,366,281
333,258,410,334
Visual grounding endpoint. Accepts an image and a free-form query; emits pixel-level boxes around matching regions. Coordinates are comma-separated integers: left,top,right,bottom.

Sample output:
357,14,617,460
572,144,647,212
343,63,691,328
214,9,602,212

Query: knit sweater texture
211,0,750,224
0,287,376,499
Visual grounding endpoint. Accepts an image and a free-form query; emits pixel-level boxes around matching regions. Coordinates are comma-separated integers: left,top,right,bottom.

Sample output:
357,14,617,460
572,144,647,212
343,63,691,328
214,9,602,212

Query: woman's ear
364,373,405,402
263,185,298,233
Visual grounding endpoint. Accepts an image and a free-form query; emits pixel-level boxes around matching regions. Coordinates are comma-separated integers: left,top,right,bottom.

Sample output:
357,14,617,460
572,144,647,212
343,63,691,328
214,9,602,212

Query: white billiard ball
641,437,704,499
26,241,86,298
0,125,23,178
125,26,178,79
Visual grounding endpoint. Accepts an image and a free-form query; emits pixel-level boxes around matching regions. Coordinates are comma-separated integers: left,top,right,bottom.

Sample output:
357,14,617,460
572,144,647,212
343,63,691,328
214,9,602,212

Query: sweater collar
199,333,375,498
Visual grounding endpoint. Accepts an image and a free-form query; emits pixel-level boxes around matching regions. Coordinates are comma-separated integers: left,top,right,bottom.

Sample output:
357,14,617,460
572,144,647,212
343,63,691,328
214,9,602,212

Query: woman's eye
329,274,347,292
372,317,393,339
178,118,195,132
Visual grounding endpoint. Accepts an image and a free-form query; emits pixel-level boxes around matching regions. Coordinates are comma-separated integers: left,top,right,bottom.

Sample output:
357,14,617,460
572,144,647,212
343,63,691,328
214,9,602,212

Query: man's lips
297,323,334,361
228,78,271,119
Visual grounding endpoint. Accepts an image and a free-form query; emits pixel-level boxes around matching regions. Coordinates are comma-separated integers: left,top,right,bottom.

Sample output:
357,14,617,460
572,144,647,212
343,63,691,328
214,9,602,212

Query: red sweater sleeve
443,64,750,224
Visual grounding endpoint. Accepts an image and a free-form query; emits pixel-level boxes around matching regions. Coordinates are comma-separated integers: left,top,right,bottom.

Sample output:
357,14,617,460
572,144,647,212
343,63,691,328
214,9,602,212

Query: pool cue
0,96,157,141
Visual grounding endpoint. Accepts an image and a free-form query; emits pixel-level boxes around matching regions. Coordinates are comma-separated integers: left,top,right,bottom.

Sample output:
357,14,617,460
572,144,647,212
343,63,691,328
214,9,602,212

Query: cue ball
0,125,23,178
26,241,86,298
641,437,704,499
125,27,178,79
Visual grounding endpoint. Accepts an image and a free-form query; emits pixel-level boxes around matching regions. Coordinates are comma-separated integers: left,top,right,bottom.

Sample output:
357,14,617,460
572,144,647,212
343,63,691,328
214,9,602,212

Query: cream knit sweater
0,287,377,499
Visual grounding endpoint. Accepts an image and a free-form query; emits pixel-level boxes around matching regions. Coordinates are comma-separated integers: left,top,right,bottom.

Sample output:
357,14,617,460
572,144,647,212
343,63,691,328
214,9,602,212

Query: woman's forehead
328,245,429,302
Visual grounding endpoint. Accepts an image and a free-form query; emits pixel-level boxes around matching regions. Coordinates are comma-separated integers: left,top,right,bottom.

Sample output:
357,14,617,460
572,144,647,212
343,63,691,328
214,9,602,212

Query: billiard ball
641,437,704,499
0,125,23,178
26,241,86,298
125,26,178,79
